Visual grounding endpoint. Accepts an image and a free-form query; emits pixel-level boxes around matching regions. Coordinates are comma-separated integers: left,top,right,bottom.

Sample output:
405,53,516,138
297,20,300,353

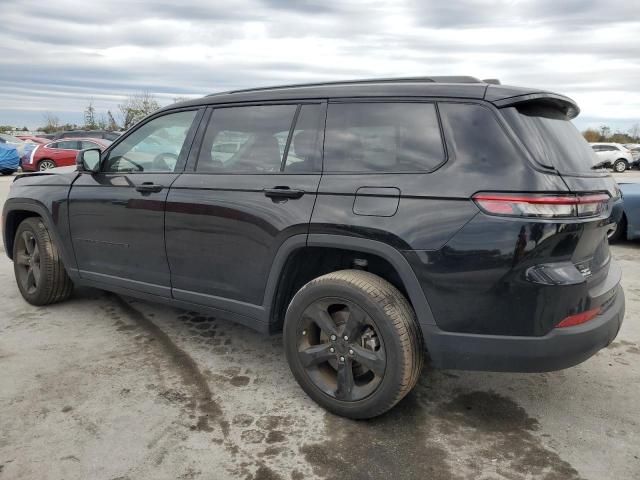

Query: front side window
80,141,100,150
104,110,197,173
197,105,298,173
323,102,445,172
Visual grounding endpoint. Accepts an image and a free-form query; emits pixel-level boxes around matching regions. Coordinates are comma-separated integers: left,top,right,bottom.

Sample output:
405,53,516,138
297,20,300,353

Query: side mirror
76,148,101,173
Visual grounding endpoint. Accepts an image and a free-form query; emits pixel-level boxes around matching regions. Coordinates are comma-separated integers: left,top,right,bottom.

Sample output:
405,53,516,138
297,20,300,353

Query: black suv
2,77,625,418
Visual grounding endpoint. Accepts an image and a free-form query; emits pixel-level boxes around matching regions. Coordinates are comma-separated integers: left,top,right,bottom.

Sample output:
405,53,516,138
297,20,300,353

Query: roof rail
207,76,483,97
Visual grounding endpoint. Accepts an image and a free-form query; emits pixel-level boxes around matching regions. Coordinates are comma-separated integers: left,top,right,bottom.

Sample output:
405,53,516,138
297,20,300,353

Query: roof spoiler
492,92,580,119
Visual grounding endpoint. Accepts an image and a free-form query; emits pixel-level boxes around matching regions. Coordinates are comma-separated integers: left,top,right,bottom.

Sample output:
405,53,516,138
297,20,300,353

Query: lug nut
330,334,337,341
339,356,345,362
302,330,307,336
343,335,349,341
330,347,335,353
348,349,354,355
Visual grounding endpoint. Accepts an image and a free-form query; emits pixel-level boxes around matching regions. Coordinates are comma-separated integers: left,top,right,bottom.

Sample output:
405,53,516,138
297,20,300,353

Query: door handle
135,182,163,193
263,187,305,199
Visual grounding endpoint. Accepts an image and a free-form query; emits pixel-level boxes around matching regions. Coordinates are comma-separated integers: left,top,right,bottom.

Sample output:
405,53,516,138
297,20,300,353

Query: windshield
502,103,602,174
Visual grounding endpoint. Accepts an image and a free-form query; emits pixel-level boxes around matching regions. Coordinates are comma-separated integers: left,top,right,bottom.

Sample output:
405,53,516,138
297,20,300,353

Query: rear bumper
425,285,625,372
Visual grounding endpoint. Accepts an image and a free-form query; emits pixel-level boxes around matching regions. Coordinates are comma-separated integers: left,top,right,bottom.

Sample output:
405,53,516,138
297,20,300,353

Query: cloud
0,0,638,129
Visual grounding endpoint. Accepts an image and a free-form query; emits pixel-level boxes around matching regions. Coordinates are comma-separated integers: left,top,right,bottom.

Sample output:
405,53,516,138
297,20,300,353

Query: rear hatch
500,101,621,295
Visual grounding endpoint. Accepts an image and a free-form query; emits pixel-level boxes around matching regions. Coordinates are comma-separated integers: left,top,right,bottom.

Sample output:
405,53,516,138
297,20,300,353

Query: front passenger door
68,109,202,296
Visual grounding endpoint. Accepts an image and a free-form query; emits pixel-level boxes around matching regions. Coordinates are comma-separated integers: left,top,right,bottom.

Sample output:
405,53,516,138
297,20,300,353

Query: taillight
472,192,609,218
556,307,601,328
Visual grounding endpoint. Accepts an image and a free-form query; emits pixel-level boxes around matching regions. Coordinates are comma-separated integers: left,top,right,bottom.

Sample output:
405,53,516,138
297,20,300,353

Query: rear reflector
473,192,609,218
556,307,601,328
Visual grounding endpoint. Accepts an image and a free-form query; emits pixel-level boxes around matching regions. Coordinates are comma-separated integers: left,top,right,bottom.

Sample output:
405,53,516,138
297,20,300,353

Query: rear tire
283,270,423,419
613,159,628,172
608,214,627,243
38,159,56,171
13,217,73,305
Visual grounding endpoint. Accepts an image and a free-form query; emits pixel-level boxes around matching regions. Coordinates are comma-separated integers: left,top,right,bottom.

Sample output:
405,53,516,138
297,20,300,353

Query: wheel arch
264,234,436,339
2,199,77,275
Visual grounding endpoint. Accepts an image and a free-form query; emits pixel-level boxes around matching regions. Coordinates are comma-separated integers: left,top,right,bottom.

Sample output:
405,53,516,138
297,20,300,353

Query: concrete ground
0,173,638,480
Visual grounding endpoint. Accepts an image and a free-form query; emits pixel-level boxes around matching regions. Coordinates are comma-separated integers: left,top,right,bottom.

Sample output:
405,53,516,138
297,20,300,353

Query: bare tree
84,100,97,130
107,110,119,131
118,91,161,129
41,112,60,134
629,123,640,141
582,128,599,142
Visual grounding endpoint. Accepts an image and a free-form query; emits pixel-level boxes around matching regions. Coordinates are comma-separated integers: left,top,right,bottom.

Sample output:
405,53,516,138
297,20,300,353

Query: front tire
283,270,423,419
613,159,628,172
13,217,73,305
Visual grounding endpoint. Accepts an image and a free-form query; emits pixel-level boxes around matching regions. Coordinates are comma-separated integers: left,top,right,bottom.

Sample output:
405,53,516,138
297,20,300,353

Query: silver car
590,142,634,172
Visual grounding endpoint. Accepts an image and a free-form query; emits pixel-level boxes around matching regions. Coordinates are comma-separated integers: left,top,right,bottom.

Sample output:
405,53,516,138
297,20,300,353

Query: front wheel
283,270,423,419
613,159,628,172
13,217,73,305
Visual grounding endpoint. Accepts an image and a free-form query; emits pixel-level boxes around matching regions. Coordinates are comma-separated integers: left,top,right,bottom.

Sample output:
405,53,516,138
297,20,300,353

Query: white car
590,142,634,172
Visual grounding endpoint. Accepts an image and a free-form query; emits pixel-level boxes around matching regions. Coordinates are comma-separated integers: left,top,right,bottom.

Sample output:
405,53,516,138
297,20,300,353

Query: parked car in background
609,182,640,242
23,138,111,171
2,77,625,419
0,133,28,157
51,130,121,141
0,143,20,175
590,143,634,172
15,135,50,144
624,144,640,166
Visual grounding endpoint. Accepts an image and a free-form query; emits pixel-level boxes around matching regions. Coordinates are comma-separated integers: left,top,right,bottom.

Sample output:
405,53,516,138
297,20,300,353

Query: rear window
323,102,445,172
501,103,600,174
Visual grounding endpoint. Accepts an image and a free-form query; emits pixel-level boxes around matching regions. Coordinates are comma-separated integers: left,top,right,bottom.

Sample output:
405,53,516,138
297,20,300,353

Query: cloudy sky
1,0,639,131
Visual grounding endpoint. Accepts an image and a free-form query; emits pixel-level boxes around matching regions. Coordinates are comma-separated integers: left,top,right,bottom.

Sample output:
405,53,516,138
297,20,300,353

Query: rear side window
501,103,600,174
197,105,297,173
323,103,444,172
57,140,79,150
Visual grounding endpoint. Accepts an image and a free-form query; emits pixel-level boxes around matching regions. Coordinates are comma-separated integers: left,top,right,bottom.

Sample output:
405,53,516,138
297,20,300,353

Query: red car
15,135,50,144
23,138,111,171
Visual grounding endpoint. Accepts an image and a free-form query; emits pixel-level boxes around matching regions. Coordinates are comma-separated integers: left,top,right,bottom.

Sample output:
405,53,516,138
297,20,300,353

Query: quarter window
323,103,445,172
104,110,197,173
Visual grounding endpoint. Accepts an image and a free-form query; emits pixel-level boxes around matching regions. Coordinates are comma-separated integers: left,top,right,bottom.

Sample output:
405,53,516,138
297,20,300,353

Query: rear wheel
283,270,423,419
608,213,627,243
13,217,73,305
613,159,628,172
38,159,56,171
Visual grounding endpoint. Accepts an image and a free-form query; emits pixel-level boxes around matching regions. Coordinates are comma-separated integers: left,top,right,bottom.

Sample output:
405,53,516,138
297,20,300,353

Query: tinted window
323,103,444,172
197,105,297,173
57,140,79,150
284,104,323,173
439,102,523,173
80,141,100,149
501,104,601,173
104,110,197,173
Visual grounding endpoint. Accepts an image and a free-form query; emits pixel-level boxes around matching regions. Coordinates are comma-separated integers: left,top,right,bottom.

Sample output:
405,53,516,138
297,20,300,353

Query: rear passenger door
165,102,325,324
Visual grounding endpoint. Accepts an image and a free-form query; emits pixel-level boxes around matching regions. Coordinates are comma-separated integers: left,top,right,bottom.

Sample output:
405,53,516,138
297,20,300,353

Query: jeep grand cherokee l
2,76,625,419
